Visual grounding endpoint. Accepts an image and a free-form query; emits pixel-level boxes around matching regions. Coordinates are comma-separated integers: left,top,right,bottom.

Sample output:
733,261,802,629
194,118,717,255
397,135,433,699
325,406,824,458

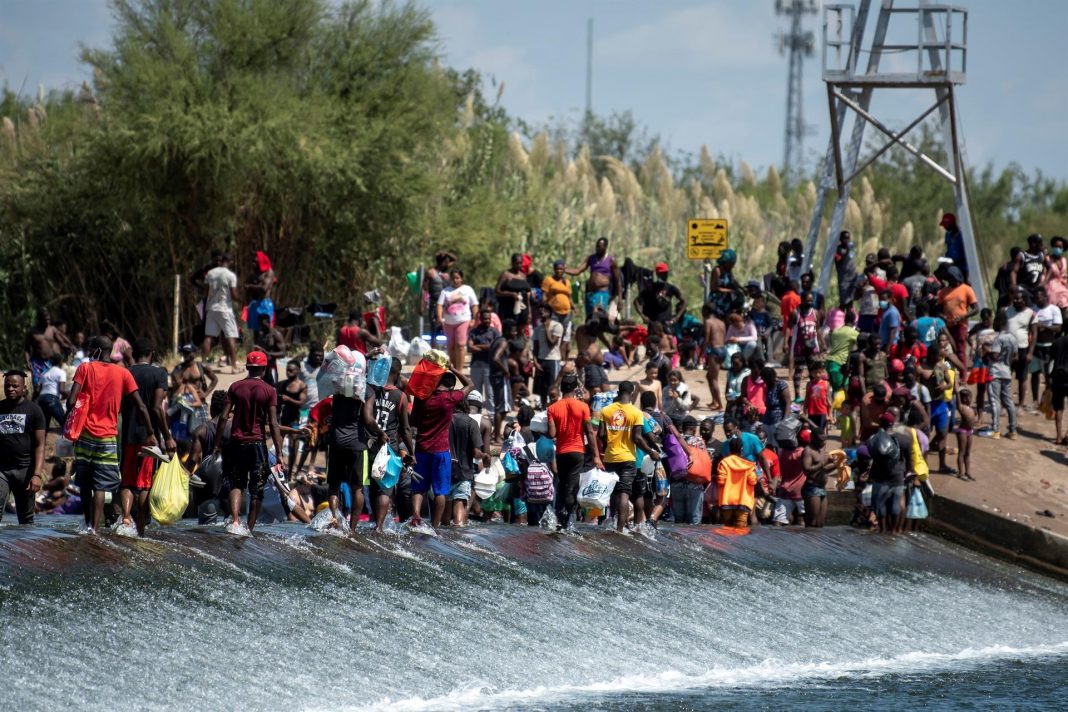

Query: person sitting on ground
662,369,699,428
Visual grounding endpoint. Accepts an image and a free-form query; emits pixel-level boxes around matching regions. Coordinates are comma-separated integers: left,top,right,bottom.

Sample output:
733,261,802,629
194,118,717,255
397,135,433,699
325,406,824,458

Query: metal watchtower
803,0,986,309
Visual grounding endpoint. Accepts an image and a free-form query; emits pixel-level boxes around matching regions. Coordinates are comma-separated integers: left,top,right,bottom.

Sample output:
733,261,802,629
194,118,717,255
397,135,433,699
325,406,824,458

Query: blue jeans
38,394,66,434
671,481,705,524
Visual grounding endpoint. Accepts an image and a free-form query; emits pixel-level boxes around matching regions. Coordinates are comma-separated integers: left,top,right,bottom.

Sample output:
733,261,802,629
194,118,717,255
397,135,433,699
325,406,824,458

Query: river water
1,519,1066,711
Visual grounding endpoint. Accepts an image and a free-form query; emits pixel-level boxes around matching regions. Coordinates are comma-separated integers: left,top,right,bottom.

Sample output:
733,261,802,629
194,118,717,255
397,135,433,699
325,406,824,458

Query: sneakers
189,472,206,489
139,444,171,463
1006,431,1018,440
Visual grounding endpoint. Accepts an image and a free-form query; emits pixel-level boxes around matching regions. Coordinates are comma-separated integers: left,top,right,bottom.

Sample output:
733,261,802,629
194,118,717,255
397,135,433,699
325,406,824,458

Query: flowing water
1,519,1066,711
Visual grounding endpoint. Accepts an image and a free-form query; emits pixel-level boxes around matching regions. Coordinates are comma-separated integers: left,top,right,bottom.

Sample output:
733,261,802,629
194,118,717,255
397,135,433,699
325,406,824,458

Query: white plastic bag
530,411,549,435
474,459,505,500
387,326,410,361
370,445,392,480
577,468,619,510
407,337,430,365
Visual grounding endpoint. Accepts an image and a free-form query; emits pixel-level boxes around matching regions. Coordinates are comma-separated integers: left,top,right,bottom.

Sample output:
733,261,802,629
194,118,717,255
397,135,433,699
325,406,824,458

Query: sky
1,0,1065,180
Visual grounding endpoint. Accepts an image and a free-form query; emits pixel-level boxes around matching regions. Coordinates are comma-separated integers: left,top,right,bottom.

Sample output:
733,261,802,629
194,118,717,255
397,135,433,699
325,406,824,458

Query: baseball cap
892,386,912,401
878,411,897,428
655,262,669,273
890,358,905,373
467,389,484,405
940,213,956,228
552,259,566,268
246,350,268,367
179,343,196,354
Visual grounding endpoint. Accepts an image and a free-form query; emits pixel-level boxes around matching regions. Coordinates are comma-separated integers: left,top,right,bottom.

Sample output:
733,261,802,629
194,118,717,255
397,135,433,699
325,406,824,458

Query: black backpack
868,429,901,463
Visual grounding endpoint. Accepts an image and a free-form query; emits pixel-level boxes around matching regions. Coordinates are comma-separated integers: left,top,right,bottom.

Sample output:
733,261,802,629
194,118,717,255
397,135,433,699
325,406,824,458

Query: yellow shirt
542,275,572,316
601,402,644,463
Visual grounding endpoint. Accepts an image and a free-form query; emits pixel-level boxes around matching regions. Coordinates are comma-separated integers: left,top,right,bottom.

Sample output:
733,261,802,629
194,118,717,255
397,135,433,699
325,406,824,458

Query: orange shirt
541,275,572,316
938,284,977,324
780,291,801,327
547,397,590,454
72,361,138,439
716,454,757,509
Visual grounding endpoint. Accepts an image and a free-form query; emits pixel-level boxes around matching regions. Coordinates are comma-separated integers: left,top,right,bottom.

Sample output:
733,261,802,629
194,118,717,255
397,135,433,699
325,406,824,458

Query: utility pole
585,18,593,120
776,0,817,181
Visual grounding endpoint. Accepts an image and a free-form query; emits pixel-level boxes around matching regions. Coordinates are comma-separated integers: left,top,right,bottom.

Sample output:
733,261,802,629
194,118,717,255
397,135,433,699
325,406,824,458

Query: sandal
938,467,958,475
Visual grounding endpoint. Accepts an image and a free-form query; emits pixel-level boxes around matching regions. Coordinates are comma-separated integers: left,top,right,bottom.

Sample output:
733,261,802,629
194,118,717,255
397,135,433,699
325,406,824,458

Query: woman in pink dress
1046,235,1068,313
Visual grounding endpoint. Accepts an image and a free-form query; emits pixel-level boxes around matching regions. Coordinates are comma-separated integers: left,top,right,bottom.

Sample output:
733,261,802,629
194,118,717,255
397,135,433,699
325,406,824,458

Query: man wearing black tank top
368,357,415,529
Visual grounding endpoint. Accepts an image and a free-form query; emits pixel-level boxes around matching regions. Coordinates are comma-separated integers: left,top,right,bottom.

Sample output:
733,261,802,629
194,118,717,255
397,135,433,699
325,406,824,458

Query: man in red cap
634,262,686,328
941,213,967,279
214,349,286,532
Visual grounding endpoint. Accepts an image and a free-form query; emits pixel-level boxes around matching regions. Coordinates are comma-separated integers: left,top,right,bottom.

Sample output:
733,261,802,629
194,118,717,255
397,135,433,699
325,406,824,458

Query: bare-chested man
567,237,623,320
702,303,727,411
170,344,219,415
245,250,277,331
25,309,72,393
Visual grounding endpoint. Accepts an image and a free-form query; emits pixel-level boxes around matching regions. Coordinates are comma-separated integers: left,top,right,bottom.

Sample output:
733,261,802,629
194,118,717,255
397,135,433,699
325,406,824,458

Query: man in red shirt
547,373,603,527
867,267,911,320
215,350,286,532
68,336,156,532
410,366,474,527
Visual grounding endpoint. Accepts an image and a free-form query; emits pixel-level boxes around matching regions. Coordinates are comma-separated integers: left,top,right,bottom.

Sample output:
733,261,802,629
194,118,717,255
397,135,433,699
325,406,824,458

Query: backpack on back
869,429,901,462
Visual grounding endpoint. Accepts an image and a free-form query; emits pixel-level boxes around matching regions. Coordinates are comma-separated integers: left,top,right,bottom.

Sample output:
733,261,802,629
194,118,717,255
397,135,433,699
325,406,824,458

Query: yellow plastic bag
149,457,190,526
909,427,929,481
832,390,846,410
424,349,450,368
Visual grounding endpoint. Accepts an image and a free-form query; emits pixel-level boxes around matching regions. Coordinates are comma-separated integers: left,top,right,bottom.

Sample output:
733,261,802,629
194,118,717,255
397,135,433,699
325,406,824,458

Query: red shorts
121,444,156,490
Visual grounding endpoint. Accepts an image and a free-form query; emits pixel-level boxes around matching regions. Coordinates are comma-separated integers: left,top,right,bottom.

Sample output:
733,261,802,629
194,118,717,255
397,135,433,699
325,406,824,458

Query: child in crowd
804,362,832,433
956,388,977,482
637,362,663,411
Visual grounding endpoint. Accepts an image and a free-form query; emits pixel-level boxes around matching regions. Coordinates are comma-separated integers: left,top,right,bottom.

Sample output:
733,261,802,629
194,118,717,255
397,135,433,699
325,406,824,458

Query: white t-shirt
533,320,564,361
39,365,66,398
437,285,478,325
1035,304,1063,335
205,266,238,312
1005,306,1034,350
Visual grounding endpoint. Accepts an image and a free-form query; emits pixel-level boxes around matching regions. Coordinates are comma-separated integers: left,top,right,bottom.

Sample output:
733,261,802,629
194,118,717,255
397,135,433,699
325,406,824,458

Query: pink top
744,376,767,415
825,308,846,331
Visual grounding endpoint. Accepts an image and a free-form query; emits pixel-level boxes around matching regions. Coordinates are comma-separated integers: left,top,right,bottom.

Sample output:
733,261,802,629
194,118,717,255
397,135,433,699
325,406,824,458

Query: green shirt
825,326,859,366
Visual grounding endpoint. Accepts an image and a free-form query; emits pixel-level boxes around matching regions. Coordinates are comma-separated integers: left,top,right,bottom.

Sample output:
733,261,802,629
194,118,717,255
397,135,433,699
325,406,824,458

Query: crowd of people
2,219,1067,537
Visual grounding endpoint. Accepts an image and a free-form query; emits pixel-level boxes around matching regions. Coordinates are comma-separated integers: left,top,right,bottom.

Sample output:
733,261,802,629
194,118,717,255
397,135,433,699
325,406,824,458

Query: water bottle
368,356,391,387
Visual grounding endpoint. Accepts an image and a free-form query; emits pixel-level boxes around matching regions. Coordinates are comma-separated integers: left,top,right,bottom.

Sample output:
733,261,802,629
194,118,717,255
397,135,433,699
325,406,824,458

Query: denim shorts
802,483,826,499
450,481,472,502
872,482,905,518
414,451,452,496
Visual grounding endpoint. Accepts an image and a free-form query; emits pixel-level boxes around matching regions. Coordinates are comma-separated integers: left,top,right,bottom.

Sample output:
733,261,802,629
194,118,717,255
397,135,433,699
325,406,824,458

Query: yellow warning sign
687,219,729,260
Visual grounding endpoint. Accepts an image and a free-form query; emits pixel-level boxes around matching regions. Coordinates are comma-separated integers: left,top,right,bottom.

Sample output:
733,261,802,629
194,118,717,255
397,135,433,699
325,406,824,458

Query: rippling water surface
1,518,1066,711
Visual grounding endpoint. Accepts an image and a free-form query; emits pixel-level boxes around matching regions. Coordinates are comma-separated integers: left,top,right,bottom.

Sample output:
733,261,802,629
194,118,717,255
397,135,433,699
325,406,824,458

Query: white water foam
350,641,1068,712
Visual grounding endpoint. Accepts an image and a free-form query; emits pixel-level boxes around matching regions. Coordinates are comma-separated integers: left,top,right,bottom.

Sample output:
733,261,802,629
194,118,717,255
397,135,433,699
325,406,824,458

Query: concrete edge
925,494,1068,583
